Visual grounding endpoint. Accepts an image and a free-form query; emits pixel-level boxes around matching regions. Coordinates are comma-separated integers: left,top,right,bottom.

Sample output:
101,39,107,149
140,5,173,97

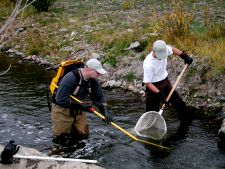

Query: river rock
91,53,101,59
126,41,140,50
0,144,104,169
6,49,17,53
108,80,116,87
15,52,24,57
59,28,69,33
218,119,225,151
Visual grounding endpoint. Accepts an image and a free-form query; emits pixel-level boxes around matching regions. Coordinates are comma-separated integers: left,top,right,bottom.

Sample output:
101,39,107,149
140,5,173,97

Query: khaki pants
51,103,89,137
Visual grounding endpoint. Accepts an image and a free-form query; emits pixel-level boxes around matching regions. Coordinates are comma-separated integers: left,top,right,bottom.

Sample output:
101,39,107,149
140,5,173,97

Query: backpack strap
71,69,91,97
71,69,82,96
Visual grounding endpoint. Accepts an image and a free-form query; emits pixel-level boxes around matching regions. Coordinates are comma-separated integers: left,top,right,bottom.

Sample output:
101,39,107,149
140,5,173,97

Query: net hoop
134,111,167,140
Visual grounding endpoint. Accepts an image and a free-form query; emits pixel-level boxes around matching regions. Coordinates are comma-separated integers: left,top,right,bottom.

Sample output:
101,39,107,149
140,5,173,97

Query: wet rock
0,144,104,169
114,81,122,87
15,52,24,57
108,80,116,87
102,81,109,88
23,55,33,60
128,85,135,91
31,55,38,61
218,119,225,151
6,49,17,53
35,57,42,63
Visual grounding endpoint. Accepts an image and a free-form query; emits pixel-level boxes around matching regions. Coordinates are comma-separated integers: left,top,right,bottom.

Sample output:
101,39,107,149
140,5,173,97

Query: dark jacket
55,69,105,109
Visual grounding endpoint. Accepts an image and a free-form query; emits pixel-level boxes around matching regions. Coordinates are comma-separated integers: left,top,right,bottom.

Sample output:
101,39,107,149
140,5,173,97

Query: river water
0,53,225,169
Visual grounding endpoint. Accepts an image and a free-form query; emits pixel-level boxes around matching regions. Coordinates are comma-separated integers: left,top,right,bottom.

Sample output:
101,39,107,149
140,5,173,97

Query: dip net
134,111,167,140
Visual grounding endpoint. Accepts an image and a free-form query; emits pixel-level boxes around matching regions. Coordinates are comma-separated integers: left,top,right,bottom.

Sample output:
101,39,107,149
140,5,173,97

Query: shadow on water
1,53,225,169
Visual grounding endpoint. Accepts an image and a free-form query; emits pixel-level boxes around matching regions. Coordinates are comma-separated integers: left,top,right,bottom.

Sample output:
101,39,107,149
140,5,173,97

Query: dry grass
0,0,224,76
144,0,225,77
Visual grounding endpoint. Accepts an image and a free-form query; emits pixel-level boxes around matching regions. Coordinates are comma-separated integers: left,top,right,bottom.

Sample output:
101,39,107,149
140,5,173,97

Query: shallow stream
0,53,225,169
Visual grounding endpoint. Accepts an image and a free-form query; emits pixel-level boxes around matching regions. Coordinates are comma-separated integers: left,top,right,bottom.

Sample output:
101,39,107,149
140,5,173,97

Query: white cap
152,40,168,60
86,59,107,75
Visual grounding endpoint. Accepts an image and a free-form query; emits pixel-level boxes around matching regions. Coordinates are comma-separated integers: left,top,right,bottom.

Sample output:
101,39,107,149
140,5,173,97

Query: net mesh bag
134,111,167,140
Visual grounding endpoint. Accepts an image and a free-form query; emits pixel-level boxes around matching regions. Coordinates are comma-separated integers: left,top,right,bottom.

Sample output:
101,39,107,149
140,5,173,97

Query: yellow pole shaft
52,83,169,150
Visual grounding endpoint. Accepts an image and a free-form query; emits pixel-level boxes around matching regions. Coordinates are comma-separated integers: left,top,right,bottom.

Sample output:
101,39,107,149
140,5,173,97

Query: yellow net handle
51,83,170,150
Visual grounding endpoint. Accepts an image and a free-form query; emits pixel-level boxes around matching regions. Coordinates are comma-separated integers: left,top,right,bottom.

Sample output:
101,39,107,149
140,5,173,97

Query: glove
179,52,193,65
157,91,167,104
71,102,93,113
98,104,112,124
0,140,20,164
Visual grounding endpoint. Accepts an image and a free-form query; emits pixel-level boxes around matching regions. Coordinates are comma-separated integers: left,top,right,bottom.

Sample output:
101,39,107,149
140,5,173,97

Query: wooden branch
0,64,11,76
0,0,37,47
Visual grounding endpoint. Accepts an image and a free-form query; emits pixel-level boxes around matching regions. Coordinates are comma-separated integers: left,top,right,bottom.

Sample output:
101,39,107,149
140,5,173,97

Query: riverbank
2,47,225,148
2,46,225,115
1,0,224,113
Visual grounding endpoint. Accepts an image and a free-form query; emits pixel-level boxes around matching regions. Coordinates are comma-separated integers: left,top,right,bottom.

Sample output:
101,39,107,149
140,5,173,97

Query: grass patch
124,71,136,82
1,0,224,78
104,53,117,67
121,1,135,10
89,29,139,61
36,17,57,26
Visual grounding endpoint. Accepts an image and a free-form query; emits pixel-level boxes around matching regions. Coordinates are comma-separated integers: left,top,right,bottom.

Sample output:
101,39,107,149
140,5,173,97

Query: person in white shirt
143,40,193,133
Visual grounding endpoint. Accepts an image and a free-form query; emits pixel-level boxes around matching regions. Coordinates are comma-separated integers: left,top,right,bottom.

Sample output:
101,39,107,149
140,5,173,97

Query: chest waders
70,70,91,122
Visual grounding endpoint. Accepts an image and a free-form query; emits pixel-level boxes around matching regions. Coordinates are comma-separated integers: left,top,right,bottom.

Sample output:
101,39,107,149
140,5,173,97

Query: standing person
143,40,193,134
51,58,112,144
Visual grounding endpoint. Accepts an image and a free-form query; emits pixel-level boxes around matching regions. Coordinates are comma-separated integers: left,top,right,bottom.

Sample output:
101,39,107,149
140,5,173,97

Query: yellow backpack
47,60,84,111
49,60,84,95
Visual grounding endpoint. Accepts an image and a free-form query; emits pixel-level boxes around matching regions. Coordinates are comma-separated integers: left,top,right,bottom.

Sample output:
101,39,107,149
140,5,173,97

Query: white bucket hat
152,40,168,60
86,59,107,75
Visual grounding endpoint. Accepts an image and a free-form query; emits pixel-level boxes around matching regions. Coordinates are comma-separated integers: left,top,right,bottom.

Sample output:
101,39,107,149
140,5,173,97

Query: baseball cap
152,40,168,60
86,59,107,75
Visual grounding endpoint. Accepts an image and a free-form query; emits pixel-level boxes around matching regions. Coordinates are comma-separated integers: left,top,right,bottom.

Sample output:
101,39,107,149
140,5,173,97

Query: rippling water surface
0,53,225,169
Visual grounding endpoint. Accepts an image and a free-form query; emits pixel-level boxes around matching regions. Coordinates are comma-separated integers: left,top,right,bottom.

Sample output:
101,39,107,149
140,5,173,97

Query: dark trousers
145,77,190,123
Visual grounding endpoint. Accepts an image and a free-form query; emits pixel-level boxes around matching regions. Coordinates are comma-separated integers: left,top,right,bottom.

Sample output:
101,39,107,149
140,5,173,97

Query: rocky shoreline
1,46,225,150
3,47,225,109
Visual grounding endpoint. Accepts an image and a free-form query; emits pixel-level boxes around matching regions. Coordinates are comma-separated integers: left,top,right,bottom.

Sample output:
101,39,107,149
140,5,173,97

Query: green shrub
30,0,55,12
124,71,135,82
134,39,149,52
206,24,225,39
122,1,133,10
105,54,117,67
154,0,193,39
